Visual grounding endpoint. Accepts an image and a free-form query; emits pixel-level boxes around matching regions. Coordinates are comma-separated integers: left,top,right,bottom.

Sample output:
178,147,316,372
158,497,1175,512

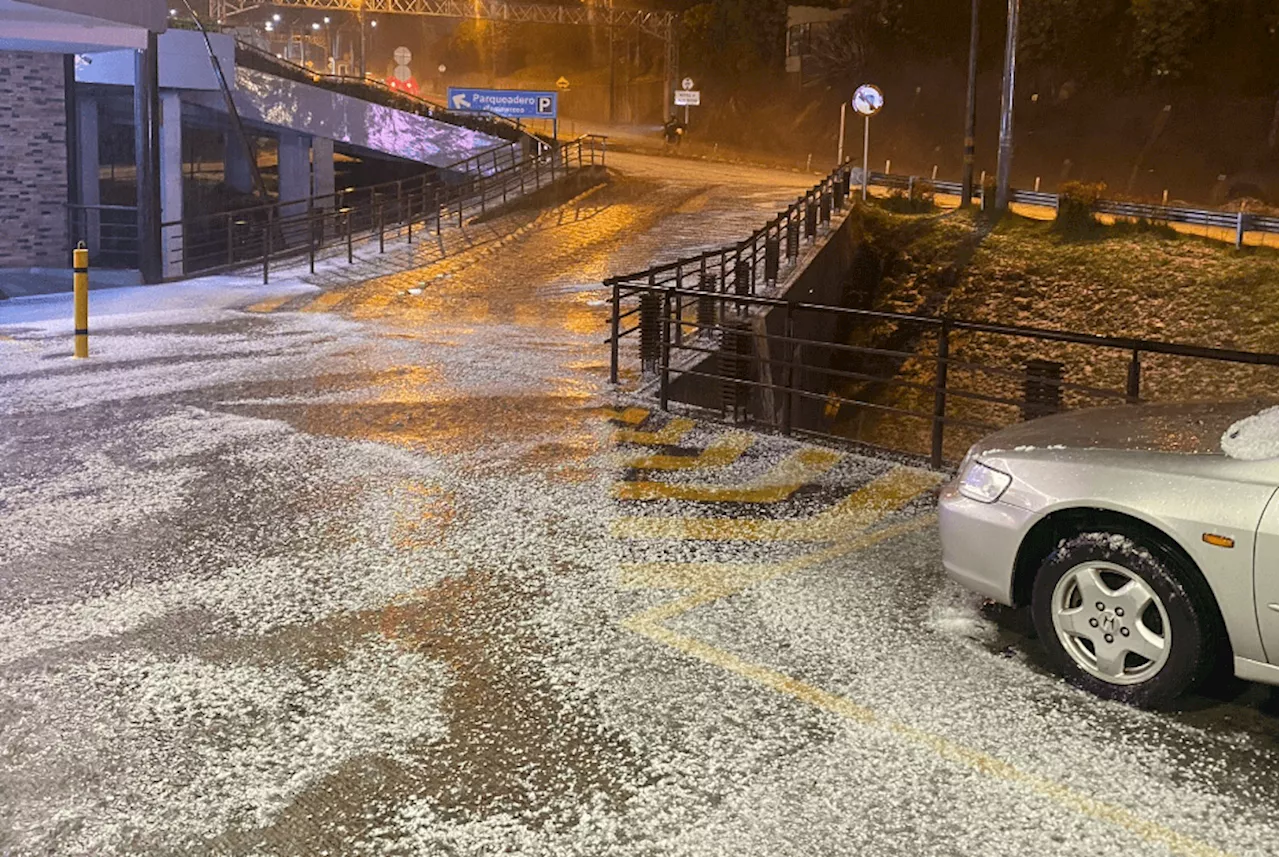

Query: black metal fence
606,168,1278,469
160,134,605,282
67,204,140,270
605,159,857,379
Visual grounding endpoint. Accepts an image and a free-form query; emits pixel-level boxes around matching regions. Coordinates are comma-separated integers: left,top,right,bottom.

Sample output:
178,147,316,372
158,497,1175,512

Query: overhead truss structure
210,0,676,41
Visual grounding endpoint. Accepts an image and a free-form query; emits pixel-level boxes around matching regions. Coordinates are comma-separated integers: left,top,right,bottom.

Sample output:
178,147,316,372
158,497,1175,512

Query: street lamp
272,13,281,22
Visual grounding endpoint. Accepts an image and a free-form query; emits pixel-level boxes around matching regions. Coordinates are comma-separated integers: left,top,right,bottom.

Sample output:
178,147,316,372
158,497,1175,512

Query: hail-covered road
0,151,1274,857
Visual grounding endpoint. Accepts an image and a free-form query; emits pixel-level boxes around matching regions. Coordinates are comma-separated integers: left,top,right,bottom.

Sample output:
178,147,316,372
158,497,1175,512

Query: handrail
233,39,537,145
604,164,1277,469
157,134,606,280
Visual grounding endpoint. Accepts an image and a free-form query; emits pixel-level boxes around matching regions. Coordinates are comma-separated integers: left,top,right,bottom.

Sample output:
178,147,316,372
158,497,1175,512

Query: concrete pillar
277,131,310,222
312,136,335,207
76,95,101,256
159,89,183,280
224,132,254,194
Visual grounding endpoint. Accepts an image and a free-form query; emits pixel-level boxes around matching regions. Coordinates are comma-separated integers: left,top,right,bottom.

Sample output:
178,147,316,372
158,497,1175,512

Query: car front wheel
1031,530,1220,708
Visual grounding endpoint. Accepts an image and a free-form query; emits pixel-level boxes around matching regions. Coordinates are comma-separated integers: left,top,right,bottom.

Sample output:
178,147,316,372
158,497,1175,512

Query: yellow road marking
300,290,348,313
612,466,942,540
598,406,650,426
625,432,753,471
615,447,841,503
244,295,295,314
615,466,1230,857
614,417,695,446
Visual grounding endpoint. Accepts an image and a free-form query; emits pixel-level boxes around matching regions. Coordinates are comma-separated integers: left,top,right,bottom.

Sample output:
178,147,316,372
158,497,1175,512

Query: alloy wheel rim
1050,560,1172,686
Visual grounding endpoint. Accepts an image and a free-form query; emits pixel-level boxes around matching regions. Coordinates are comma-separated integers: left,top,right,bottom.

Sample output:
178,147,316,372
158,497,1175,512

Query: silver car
939,401,1278,707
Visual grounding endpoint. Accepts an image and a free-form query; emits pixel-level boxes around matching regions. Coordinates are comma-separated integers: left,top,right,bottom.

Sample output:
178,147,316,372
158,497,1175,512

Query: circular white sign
393,65,412,82
682,77,695,91
852,83,883,117
438,63,447,73
393,46,412,66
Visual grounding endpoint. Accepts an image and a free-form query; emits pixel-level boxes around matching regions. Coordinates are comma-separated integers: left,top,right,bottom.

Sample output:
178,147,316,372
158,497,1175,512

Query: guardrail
161,134,606,282
607,167,1278,468
865,171,1279,246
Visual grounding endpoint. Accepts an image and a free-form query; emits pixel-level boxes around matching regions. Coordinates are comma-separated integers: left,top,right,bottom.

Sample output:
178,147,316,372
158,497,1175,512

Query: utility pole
994,0,1019,211
960,0,979,207
607,2,615,124
358,7,366,78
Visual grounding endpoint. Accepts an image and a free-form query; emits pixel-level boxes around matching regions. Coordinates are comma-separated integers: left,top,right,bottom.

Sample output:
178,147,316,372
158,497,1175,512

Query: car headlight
957,459,1012,503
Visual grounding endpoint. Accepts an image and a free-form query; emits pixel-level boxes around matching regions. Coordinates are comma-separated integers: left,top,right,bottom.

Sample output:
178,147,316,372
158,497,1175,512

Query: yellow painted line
615,447,841,503
300,290,348,313
243,294,295,314
612,466,942,541
626,611,1231,857
614,417,695,446
625,432,753,471
598,406,650,426
615,475,1230,857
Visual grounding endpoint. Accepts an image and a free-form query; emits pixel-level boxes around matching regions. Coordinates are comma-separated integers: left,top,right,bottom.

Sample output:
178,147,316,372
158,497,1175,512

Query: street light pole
994,0,1019,211
960,0,979,207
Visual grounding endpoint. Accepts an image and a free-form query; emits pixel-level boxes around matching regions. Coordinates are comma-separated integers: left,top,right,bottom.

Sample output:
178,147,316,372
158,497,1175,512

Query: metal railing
865,172,1279,246
606,168,1278,469
604,159,857,381
161,134,606,281
234,40,539,148
67,204,140,270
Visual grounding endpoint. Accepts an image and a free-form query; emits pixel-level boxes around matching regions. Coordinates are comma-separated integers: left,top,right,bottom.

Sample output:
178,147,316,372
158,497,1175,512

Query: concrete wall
0,51,68,268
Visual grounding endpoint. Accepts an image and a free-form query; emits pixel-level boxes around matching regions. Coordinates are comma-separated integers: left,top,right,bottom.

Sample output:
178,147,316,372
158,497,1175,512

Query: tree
1127,0,1215,82
681,0,787,78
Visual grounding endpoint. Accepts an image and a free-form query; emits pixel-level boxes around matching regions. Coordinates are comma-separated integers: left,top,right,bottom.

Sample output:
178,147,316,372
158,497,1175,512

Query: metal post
308,211,316,274
73,242,89,358
837,102,846,165
263,208,272,285
1126,350,1142,403
660,287,673,411
346,209,353,263
378,202,385,253
960,0,980,208
358,8,367,79
930,318,952,469
609,281,621,385
674,263,684,346
994,0,1020,211
782,304,794,435
861,115,870,201
1235,211,1247,249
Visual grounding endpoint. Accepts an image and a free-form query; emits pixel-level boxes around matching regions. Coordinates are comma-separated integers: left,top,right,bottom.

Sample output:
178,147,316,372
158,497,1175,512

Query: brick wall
0,52,68,268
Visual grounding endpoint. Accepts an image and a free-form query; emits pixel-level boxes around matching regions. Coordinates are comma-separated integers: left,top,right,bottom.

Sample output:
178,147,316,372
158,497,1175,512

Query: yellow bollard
73,241,89,359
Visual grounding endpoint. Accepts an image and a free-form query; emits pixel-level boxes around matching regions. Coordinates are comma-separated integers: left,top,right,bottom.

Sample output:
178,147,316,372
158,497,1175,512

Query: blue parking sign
447,88,558,119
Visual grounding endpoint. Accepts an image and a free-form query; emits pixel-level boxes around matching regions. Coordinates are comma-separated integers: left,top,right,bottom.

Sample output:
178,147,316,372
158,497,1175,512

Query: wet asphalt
0,152,1275,857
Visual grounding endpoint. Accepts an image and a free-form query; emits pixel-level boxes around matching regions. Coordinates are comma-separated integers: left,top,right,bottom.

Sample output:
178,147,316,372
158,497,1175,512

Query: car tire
1030,530,1220,708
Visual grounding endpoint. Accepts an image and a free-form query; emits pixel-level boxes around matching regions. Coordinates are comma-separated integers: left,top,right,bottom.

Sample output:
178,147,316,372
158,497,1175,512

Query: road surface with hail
0,151,1275,857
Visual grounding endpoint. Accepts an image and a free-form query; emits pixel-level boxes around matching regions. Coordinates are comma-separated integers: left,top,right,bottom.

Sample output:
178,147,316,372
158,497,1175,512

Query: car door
1256,490,1279,664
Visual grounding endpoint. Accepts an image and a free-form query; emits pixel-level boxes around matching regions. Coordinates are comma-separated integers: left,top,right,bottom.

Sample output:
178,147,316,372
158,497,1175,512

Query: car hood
972,400,1273,457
